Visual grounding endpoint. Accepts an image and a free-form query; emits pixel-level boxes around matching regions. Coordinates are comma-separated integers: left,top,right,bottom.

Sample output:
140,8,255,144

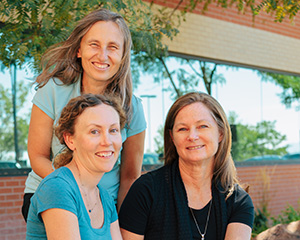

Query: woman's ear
169,129,174,142
64,132,75,151
218,131,224,143
77,48,82,58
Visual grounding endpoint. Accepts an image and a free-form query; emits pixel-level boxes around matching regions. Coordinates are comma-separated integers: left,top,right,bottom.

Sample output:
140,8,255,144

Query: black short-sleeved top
119,167,254,239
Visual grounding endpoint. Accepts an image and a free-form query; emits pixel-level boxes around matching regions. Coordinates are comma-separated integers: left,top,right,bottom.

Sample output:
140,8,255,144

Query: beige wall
161,9,300,76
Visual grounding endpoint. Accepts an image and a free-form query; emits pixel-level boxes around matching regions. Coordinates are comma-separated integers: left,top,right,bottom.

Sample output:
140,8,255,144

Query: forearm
30,156,54,178
117,173,141,211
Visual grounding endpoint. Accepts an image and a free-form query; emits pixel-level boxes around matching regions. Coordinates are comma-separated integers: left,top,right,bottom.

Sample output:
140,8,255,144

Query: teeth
188,146,202,150
94,63,108,69
97,152,113,157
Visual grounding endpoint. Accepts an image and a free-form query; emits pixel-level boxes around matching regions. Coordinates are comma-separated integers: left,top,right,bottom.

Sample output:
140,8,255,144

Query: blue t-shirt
25,78,147,202
26,167,118,240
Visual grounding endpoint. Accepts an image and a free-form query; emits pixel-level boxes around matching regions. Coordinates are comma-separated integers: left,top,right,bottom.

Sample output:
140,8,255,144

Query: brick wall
1,162,299,239
0,176,26,240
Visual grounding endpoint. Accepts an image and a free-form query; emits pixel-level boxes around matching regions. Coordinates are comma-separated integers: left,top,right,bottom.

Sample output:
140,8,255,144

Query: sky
1,63,299,159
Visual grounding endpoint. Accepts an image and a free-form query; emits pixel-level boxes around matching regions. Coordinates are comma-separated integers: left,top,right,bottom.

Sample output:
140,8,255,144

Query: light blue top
26,167,118,240
24,77,147,202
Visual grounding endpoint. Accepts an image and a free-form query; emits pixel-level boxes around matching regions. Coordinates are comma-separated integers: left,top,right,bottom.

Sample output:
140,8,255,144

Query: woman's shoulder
37,167,75,192
226,184,254,211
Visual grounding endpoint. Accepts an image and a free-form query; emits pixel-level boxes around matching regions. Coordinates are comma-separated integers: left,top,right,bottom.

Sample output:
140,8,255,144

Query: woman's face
77,21,124,90
171,102,222,165
66,104,122,174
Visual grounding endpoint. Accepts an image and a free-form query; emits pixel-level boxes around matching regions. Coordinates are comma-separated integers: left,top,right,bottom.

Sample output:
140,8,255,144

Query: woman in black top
119,92,254,240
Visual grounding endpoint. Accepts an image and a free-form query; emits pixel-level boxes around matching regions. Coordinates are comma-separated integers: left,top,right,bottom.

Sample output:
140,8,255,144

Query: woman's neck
179,160,213,209
81,78,107,95
67,160,102,191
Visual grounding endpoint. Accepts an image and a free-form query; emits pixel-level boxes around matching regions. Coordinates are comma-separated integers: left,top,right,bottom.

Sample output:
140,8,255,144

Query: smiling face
77,21,124,91
171,102,222,166
65,103,122,174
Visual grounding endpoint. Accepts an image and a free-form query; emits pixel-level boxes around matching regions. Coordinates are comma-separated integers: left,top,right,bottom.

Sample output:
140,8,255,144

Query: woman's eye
198,125,208,129
91,129,99,134
109,45,118,50
178,128,187,131
110,128,119,133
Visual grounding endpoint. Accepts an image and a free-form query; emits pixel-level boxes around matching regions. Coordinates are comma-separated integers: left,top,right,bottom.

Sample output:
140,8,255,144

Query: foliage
252,205,270,236
272,203,300,225
259,71,300,108
253,203,300,236
135,55,227,99
0,0,181,71
0,82,30,160
153,125,164,155
229,112,288,161
1,0,299,72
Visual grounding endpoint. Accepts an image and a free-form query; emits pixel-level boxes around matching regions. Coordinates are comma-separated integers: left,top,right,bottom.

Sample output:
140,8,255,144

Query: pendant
201,234,204,240
89,209,91,213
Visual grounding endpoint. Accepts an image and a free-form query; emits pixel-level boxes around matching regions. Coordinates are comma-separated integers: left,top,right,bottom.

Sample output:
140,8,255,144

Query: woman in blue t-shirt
22,8,146,221
26,94,125,239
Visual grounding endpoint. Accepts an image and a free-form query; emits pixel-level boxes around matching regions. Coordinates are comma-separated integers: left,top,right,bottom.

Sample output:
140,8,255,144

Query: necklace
74,161,98,214
190,199,213,240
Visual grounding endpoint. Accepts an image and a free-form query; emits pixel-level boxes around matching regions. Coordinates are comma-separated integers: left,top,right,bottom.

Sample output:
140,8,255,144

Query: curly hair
53,93,126,169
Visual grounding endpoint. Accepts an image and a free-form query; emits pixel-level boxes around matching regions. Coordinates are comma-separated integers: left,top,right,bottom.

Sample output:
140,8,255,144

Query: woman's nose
97,48,108,60
187,129,199,141
100,132,112,145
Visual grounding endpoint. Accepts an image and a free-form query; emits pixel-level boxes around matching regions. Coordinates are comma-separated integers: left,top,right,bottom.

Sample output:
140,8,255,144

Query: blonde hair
164,92,239,192
53,94,126,169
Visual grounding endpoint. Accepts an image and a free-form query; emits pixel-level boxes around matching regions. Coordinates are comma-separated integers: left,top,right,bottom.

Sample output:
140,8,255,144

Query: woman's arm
121,228,144,240
111,220,123,240
27,104,54,178
117,130,145,210
42,208,81,240
224,222,252,240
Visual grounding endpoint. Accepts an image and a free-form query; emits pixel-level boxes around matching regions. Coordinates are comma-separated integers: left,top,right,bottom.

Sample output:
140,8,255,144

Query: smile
96,151,114,157
93,62,109,69
187,145,204,150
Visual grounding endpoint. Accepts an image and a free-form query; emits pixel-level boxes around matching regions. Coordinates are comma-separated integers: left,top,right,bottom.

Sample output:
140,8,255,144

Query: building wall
148,0,300,75
1,162,300,239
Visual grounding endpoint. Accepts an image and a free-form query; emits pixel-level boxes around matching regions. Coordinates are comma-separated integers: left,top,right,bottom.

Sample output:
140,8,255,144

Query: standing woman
22,8,146,220
26,94,125,239
119,92,254,240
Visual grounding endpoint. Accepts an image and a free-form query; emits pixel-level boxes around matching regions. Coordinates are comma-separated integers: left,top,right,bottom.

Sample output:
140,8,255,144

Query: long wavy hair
36,8,133,118
164,92,239,192
53,93,126,169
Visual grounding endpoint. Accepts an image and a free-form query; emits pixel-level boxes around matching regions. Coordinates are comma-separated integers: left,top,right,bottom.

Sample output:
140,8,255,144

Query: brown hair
164,92,239,192
53,93,126,169
36,8,132,118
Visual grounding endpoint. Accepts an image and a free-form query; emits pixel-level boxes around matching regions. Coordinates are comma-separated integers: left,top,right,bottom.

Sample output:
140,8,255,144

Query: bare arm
121,228,144,240
224,222,252,240
117,131,145,211
27,104,54,178
41,208,81,240
111,220,123,240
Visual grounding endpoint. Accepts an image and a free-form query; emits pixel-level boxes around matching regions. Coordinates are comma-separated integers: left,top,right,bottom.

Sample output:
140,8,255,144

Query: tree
1,0,299,71
259,71,300,108
228,112,288,161
0,0,182,71
153,125,164,155
0,82,30,161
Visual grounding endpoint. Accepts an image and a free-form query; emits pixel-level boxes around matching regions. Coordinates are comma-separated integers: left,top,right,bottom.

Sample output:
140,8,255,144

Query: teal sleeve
34,177,78,220
127,95,147,138
32,80,56,120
